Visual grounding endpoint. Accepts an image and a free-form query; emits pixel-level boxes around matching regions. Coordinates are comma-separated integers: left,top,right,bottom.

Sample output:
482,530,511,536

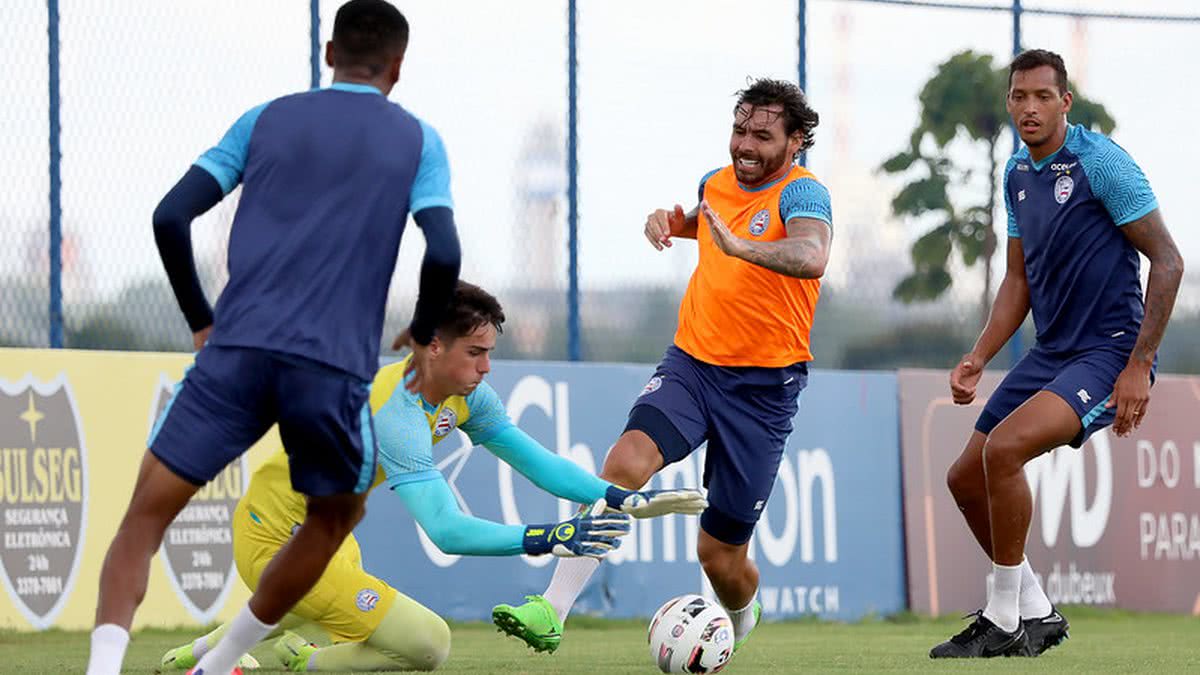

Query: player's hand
700,200,745,258
393,327,433,393
645,204,686,251
950,352,984,405
1107,360,1152,437
192,325,212,352
605,485,707,518
522,500,631,559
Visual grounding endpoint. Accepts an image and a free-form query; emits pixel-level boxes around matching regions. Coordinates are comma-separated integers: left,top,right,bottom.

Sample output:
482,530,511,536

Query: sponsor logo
1050,161,1078,172
433,407,458,438
1054,175,1074,204
0,374,88,629
640,376,663,397
152,374,245,623
355,588,381,612
748,209,770,236
1016,163,1030,172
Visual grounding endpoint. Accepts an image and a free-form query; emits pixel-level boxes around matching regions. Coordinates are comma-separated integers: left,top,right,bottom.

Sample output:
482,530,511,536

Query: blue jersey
194,82,453,380
1004,124,1157,354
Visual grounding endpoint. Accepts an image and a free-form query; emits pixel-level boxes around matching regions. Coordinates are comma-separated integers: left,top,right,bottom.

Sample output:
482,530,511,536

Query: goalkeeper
160,281,706,673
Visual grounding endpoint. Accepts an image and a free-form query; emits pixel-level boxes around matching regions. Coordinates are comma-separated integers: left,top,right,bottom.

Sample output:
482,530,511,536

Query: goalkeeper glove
604,485,708,518
522,500,631,558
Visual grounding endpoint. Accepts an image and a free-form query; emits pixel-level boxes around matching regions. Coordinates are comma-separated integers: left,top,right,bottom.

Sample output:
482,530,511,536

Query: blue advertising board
355,360,906,621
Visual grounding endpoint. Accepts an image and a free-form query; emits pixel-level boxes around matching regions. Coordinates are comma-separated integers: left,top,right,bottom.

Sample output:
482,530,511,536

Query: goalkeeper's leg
275,593,450,671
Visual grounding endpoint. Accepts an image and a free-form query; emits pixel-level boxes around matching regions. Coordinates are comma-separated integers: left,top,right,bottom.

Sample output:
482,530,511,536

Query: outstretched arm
391,476,626,558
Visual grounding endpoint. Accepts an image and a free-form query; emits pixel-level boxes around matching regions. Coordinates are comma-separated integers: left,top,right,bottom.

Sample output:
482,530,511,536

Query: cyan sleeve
411,119,454,214
483,425,611,505
779,178,832,226
374,392,440,487
392,476,526,555
194,102,269,195
1081,138,1158,226
460,382,513,445
1004,157,1019,238
697,167,722,203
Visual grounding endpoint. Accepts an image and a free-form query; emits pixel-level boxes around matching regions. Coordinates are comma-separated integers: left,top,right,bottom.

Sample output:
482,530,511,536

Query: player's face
730,103,802,187
1007,65,1073,150
432,324,496,396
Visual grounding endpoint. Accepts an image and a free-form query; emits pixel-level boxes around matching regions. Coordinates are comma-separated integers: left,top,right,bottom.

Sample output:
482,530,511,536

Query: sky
1,0,1197,313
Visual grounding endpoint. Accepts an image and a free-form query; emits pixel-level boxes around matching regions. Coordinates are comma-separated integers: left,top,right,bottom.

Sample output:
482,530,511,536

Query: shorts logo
433,407,458,438
1054,175,1074,204
356,588,380,612
640,376,663,397
1077,388,1091,404
748,209,770,236
754,500,765,511
1017,189,1026,202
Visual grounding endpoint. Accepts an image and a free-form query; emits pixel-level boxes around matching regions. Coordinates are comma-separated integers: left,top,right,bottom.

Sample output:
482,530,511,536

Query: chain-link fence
4,0,1198,372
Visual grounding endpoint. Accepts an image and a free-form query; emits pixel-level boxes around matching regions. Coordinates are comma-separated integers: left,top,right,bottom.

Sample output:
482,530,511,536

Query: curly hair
1009,49,1069,95
735,77,819,154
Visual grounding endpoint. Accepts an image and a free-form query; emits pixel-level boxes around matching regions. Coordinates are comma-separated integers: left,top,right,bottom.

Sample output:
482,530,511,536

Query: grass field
3,607,1197,674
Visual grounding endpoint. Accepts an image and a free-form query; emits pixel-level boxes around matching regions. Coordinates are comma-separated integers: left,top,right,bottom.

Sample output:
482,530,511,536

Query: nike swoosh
1039,615,1064,624
783,377,795,385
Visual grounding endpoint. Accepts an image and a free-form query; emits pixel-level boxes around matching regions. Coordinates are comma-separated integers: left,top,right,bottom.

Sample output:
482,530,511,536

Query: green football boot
732,601,762,653
492,594,564,653
274,630,319,672
160,641,260,671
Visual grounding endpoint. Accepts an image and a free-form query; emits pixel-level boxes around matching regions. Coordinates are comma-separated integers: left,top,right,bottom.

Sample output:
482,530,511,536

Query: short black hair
438,281,505,342
332,0,409,74
1009,49,1069,95
735,77,819,154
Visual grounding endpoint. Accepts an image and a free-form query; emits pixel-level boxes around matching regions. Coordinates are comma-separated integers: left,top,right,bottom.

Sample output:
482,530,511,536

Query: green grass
3,607,1197,673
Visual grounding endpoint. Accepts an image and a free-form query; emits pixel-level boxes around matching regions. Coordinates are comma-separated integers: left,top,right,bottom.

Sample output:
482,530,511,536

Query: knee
408,615,451,671
600,433,662,490
946,459,982,504
982,432,1027,477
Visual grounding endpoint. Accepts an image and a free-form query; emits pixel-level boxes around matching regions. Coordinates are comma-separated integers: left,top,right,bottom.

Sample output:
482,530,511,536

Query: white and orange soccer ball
647,594,735,674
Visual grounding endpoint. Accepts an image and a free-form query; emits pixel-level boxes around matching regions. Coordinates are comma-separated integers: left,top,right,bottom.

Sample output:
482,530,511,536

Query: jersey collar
329,82,384,96
1029,123,1077,172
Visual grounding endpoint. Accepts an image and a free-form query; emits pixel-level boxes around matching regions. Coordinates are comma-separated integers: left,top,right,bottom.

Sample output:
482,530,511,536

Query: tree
882,50,1115,326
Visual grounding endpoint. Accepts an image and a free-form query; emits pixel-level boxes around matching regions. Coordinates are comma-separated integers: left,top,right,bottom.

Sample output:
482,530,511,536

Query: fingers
575,537,622,558
644,210,673,250
583,515,631,538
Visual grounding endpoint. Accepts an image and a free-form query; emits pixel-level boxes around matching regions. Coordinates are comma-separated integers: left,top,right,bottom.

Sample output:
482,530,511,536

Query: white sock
542,556,601,622
724,595,759,642
1019,557,1052,619
194,605,276,674
85,624,130,675
982,561,1021,633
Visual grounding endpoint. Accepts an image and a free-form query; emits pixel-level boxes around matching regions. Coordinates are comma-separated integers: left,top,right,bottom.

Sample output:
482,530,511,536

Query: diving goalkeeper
160,281,707,673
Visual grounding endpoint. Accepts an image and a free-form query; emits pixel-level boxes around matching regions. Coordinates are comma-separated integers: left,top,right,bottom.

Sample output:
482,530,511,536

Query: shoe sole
492,609,560,654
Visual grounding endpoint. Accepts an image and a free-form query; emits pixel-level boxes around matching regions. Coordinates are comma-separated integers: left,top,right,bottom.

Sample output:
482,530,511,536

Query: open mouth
737,157,761,169
1020,120,1041,132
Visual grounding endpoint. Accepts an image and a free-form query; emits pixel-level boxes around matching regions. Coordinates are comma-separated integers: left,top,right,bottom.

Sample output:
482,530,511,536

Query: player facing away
493,77,833,655
157,281,705,672
85,3,464,674
929,49,1184,659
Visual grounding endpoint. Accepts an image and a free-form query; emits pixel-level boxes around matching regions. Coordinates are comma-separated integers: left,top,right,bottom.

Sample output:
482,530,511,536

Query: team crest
152,374,247,623
640,376,663,397
748,209,770,236
355,588,381,612
1054,175,1074,204
433,407,459,438
0,374,88,629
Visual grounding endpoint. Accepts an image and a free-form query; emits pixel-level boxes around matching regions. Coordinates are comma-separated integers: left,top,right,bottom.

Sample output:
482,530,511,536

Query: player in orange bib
493,78,833,656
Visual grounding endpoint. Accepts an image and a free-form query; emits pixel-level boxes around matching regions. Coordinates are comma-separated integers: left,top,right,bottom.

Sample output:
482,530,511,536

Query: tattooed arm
701,199,831,279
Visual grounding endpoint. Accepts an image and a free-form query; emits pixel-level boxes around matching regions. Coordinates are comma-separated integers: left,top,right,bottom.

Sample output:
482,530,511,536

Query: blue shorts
625,345,807,545
976,344,1150,448
150,346,377,496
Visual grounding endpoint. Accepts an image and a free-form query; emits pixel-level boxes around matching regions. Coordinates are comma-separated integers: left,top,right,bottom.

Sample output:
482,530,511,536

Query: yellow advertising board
0,348,279,631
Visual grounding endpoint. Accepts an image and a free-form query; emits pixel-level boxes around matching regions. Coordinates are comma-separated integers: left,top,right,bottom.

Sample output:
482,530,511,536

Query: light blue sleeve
484,426,611,505
374,392,440,487
779,178,832,226
1080,137,1158,226
410,119,454,214
1004,157,1019,238
194,102,269,195
460,382,514,445
392,476,527,555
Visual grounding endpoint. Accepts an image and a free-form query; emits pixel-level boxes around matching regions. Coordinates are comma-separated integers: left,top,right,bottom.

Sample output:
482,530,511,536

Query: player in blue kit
85,3,462,674
930,50,1184,659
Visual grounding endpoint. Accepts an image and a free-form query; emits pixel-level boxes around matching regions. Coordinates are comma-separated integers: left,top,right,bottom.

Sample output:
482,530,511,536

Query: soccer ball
647,594,734,673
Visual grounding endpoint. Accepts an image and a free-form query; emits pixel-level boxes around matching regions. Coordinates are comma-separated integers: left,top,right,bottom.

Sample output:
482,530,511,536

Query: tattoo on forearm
739,237,824,278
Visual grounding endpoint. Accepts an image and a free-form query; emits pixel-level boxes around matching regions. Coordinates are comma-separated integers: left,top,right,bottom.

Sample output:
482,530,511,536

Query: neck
418,380,449,407
1028,119,1068,163
332,70,391,95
